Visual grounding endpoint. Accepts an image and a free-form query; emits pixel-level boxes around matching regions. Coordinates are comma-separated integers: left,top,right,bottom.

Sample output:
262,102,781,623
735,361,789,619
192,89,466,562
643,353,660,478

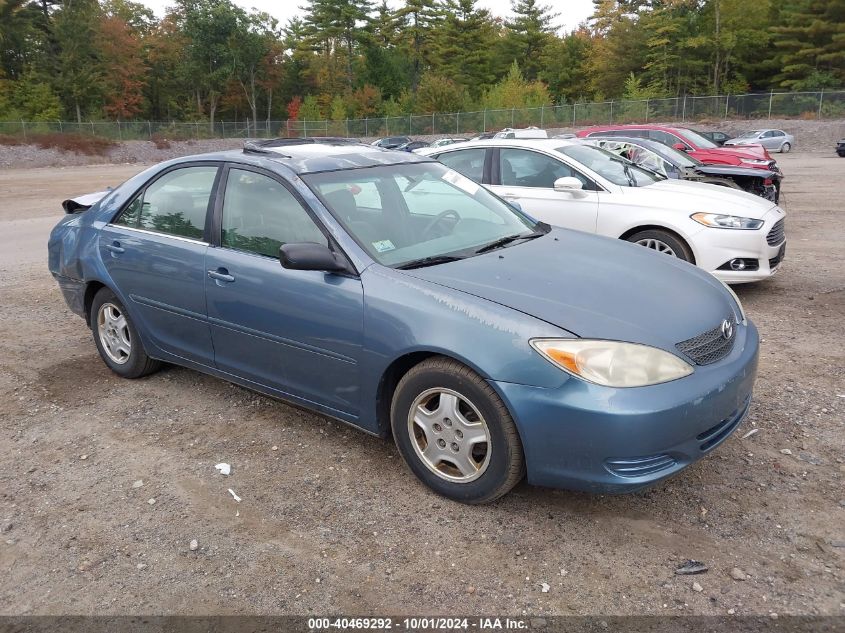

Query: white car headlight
741,158,770,165
691,213,764,230
530,339,694,388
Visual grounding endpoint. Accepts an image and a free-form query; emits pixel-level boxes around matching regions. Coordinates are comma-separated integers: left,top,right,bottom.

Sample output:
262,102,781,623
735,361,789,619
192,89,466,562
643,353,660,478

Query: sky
137,0,595,33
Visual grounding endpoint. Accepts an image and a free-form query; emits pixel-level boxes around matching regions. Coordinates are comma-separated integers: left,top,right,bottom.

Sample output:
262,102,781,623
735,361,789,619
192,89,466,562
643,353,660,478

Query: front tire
391,357,525,504
780,142,791,153
90,287,161,378
626,229,694,263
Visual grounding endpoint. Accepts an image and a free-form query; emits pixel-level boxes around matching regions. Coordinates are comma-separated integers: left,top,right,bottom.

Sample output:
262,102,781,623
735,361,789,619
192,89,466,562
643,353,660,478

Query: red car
577,125,778,171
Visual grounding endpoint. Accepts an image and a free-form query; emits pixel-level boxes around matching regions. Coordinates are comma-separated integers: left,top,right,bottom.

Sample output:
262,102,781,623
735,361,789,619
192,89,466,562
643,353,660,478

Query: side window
437,148,486,183
499,148,597,190
221,168,326,258
115,166,217,240
650,130,686,148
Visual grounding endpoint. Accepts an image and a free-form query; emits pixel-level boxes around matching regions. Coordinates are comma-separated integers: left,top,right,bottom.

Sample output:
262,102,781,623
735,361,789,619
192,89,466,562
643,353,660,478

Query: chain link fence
2,90,843,141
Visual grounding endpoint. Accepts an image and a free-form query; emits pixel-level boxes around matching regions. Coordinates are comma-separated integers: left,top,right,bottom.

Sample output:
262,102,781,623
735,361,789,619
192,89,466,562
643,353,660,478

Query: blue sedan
48,138,759,503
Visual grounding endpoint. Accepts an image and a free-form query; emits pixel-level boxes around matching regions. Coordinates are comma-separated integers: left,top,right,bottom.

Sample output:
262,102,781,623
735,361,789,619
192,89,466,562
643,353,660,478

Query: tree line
0,0,843,129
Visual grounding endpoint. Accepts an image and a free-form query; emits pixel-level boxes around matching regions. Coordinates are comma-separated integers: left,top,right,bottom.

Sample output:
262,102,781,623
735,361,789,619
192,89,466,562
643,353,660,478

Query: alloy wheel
635,237,677,257
97,302,132,364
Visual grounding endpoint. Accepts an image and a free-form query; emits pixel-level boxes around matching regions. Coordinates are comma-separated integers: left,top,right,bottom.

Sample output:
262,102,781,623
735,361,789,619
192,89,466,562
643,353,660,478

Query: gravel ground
0,153,842,618
1,118,843,169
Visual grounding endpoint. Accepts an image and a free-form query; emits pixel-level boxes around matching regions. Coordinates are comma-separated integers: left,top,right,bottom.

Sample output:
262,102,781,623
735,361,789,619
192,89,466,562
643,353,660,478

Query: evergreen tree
434,0,496,97
504,0,559,80
394,0,442,89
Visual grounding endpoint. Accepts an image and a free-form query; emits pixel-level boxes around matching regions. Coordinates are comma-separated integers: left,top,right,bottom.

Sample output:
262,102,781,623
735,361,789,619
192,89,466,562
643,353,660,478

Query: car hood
398,229,738,351
624,179,776,218
690,164,779,179
704,144,770,159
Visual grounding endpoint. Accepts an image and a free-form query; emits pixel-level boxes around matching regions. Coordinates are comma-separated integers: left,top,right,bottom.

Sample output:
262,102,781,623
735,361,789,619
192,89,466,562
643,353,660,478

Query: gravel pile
1,118,843,169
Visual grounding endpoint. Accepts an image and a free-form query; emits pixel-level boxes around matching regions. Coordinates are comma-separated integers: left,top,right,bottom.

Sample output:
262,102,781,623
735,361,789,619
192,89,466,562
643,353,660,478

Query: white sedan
417,139,786,283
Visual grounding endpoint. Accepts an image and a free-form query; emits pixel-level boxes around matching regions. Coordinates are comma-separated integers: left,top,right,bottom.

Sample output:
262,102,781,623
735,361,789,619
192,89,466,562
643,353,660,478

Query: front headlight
741,158,770,165
691,212,764,230
530,339,694,388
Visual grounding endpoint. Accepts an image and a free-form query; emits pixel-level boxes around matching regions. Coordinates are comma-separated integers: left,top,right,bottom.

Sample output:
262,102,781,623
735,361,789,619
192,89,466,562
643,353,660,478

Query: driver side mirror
280,243,348,273
672,143,690,152
553,176,583,191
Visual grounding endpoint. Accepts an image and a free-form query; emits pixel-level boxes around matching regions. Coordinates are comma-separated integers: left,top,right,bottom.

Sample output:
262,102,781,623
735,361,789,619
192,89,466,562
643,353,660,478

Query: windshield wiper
475,231,543,254
396,254,466,270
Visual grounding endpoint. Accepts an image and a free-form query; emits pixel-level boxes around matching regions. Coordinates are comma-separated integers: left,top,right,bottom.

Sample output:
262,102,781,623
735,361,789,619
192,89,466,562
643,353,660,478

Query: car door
487,147,599,233
204,164,364,417
99,163,219,365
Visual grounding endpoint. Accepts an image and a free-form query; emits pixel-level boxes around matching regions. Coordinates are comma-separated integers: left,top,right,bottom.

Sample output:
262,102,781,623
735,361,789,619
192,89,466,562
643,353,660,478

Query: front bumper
691,207,786,283
493,321,759,494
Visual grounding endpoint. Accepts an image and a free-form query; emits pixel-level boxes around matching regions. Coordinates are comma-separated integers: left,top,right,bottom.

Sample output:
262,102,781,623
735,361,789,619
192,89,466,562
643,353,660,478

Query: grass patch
0,133,116,155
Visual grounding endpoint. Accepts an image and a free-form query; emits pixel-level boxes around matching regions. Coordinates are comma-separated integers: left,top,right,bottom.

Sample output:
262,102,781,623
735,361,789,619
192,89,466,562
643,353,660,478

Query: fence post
385,117,389,135
540,105,545,128
147,121,152,138
724,94,729,120
90,120,95,136
408,114,411,135
20,119,26,141
58,120,63,133
572,103,576,126
818,89,824,119
645,99,649,122
117,120,122,141
768,91,773,119
511,108,515,127
431,113,435,135
456,111,459,134
609,100,613,124
482,109,487,132
365,118,368,137
682,95,687,122
346,118,349,137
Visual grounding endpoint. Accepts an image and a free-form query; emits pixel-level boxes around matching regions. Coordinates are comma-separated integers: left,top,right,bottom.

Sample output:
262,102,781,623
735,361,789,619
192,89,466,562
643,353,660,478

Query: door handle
207,268,235,283
105,241,125,254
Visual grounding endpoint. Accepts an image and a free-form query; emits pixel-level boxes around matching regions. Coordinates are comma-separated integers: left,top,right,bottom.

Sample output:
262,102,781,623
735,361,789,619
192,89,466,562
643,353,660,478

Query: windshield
676,128,718,148
738,130,762,138
557,145,662,187
303,163,540,268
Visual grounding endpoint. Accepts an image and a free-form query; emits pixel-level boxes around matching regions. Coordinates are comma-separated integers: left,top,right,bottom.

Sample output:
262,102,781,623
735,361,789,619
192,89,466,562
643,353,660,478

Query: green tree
394,0,442,89
433,0,496,97
503,0,559,80
414,71,468,112
770,0,845,89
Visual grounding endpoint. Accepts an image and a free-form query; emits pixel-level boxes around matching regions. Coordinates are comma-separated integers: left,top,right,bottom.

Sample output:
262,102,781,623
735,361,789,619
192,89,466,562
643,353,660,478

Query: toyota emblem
721,319,734,340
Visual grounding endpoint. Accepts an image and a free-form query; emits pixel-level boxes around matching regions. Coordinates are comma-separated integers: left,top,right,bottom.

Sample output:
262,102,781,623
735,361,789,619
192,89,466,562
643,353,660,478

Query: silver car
724,129,794,153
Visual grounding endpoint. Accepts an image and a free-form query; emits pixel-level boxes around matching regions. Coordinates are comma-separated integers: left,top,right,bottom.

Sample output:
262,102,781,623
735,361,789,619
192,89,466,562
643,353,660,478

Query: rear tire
90,287,161,379
626,229,694,263
780,142,791,153
391,357,525,504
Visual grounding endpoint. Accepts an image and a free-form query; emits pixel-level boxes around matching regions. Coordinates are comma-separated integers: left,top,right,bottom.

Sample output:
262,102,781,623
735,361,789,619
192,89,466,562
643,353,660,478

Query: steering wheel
421,209,460,239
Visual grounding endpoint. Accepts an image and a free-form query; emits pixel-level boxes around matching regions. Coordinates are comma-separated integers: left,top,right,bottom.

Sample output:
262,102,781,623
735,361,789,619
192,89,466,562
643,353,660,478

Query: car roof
171,138,434,175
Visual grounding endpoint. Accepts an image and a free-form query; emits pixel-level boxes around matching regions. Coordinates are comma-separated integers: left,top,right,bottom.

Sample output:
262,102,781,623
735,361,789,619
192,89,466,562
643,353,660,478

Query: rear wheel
391,357,524,504
626,229,693,263
780,142,791,153
90,287,161,378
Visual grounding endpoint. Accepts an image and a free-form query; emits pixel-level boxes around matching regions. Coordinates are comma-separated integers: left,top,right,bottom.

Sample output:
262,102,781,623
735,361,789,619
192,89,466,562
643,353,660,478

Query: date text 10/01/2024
307,617,530,630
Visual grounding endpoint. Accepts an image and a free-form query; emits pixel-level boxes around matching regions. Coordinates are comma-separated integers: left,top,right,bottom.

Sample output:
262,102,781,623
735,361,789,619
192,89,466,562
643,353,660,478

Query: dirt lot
0,153,843,618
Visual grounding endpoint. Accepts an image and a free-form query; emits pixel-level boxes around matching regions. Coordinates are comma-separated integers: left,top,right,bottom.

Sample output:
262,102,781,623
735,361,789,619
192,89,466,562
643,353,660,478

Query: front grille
769,243,786,269
605,454,677,478
676,318,736,365
696,396,750,452
767,218,785,246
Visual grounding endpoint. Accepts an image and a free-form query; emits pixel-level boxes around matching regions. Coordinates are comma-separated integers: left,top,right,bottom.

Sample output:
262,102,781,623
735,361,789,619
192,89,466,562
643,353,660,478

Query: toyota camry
48,138,759,504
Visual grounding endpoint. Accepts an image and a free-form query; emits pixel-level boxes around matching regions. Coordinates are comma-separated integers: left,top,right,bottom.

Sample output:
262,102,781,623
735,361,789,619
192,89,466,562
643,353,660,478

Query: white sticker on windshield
372,240,395,253
442,170,480,196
